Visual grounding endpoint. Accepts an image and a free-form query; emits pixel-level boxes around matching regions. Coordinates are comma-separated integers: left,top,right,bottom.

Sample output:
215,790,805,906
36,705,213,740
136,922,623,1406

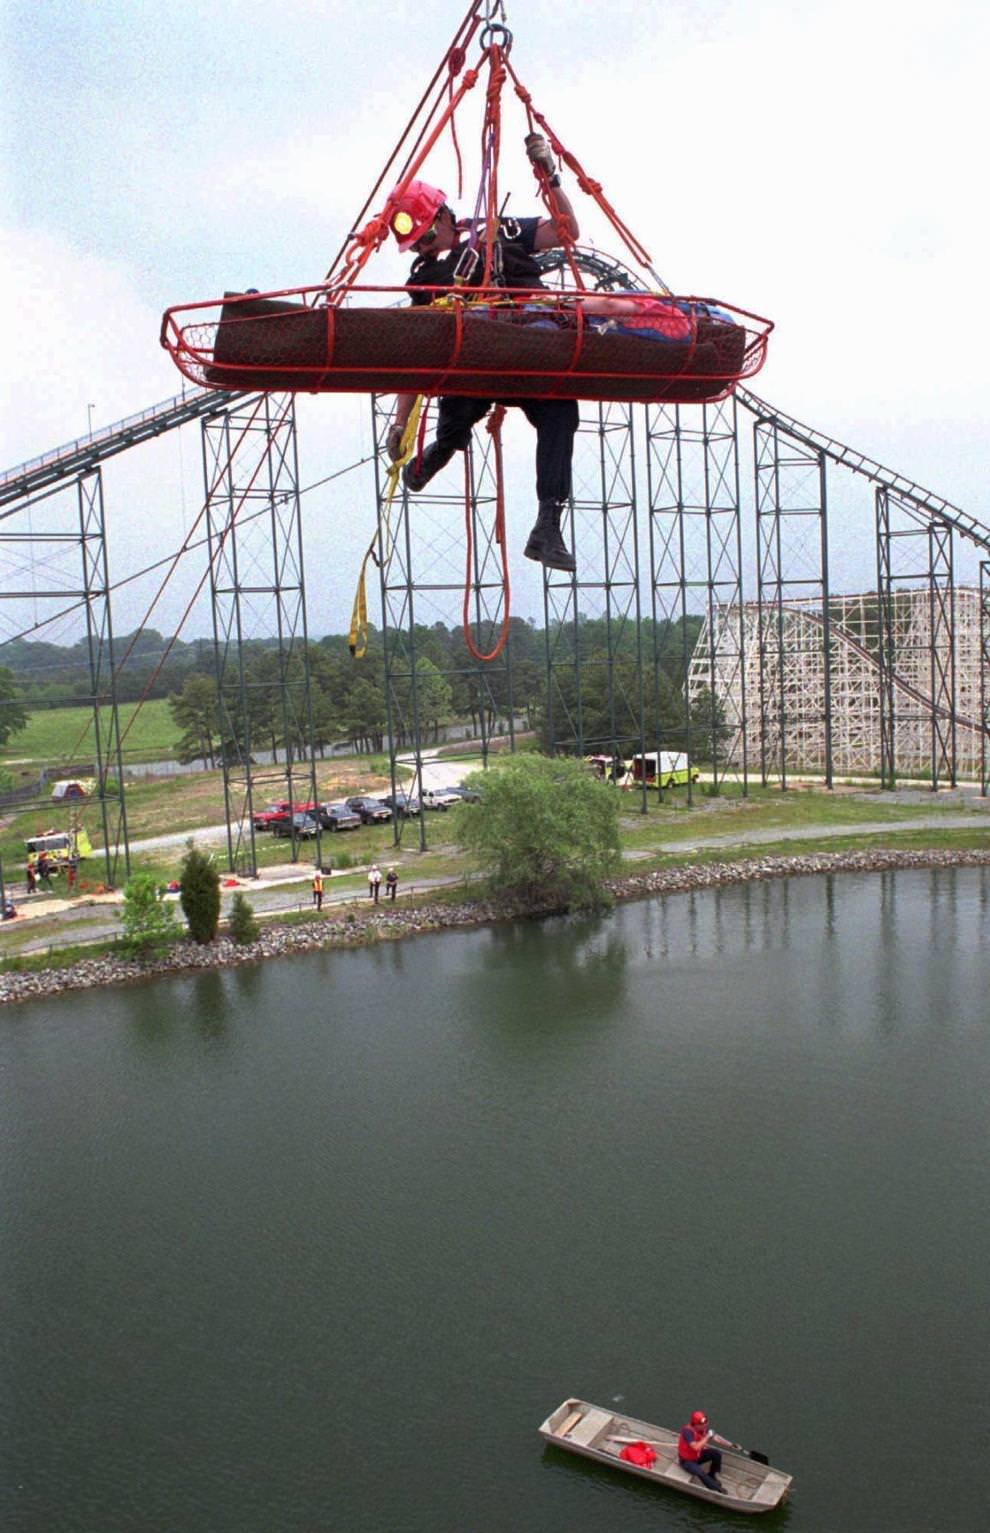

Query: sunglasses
414,218,441,249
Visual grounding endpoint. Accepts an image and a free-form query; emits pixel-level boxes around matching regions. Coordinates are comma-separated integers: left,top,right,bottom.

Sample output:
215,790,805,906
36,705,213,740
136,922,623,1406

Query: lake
2,867,988,1531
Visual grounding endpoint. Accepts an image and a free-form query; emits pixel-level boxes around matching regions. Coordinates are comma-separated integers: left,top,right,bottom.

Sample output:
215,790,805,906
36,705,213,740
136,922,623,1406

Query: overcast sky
2,0,988,640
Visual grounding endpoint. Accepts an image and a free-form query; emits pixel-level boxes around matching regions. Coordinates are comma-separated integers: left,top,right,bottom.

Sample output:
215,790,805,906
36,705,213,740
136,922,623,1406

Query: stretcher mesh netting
160,287,772,405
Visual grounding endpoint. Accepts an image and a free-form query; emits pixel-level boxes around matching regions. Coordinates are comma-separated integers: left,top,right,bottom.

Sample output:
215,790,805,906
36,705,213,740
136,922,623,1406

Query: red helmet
690,1411,708,1428
387,180,448,251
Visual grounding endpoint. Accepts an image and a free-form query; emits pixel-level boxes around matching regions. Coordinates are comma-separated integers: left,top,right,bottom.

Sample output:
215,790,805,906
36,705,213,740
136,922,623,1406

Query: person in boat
384,134,582,573
677,1410,731,1494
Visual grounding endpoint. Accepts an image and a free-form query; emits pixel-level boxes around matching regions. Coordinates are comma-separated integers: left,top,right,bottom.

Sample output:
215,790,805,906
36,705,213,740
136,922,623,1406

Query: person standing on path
26,855,37,895
385,866,398,902
312,867,324,911
369,863,382,904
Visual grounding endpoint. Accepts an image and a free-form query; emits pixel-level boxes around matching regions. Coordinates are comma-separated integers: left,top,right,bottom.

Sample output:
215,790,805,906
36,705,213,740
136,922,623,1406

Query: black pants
680,1447,723,1490
433,395,579,504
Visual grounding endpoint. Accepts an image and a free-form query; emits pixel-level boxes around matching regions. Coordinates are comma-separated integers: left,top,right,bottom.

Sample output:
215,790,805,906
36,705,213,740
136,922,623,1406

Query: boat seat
567,1408,614,1448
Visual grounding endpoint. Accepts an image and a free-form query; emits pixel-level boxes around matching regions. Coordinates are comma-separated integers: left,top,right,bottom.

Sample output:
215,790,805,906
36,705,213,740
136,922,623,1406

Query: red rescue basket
160,283,773,406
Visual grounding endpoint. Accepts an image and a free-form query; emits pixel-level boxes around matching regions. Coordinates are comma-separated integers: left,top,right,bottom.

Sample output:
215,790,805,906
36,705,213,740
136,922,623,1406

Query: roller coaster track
3,370,989,564
737,387,990,556
0,385,242,510
786,600,988,740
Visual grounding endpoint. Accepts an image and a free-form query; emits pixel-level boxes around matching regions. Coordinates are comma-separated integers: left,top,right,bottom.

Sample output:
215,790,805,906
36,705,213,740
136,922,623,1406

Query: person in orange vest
677,1410,731,1494
312,867,324,911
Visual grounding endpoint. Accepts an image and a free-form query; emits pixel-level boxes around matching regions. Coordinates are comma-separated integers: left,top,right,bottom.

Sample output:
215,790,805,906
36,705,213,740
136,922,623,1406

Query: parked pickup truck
253,799,316,830
420,787,461,811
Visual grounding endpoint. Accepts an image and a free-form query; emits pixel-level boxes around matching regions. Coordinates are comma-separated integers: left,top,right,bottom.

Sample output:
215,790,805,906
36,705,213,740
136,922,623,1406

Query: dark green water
2,868,988,1533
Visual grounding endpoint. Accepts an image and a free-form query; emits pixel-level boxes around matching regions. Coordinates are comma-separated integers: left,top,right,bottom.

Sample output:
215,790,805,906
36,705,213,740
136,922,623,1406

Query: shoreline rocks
2,846,989,1008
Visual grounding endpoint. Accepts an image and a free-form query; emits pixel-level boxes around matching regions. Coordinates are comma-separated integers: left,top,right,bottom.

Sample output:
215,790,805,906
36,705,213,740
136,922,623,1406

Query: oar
608,1433,770,1467
724,1439,769,1466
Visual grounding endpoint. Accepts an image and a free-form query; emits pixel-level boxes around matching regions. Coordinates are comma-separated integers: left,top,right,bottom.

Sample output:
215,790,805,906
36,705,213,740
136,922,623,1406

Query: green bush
179,842,221,944
456,753,620,912
121,873,180,957
228,891,260,945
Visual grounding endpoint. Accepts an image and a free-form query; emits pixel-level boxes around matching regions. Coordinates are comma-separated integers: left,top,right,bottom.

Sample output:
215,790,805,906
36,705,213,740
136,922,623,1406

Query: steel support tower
876,489,956,789
647,396,747,800
541,397,648,804
0,469,130,886
203,394,322,875
752,412,832,788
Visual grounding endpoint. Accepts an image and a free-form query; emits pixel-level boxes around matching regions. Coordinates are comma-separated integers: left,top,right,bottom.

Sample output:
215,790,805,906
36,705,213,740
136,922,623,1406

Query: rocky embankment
3,847,989,1008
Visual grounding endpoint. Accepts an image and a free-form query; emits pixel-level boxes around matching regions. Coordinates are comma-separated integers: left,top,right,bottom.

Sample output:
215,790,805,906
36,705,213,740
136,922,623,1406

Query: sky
2,0,988,641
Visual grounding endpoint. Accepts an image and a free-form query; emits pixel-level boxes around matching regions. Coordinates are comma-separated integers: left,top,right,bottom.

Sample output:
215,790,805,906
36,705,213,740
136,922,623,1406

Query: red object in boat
619,1442,658,1468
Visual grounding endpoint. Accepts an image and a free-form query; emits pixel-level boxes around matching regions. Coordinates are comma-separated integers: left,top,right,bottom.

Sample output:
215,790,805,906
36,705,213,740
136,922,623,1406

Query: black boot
524,500,576,573
402,440,456,493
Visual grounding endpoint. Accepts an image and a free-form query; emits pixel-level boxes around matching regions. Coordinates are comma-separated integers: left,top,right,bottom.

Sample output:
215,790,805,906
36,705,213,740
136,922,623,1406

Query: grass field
1,698,178,767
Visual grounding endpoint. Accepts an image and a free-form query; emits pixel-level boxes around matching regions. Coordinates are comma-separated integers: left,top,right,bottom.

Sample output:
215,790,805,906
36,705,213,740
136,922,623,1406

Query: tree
121,873,180,956
228,891,260,945
409,656,453,743
168,674,220,766
0,665,30,747
455,752,621,912
179,842,221,944
687,685,733,768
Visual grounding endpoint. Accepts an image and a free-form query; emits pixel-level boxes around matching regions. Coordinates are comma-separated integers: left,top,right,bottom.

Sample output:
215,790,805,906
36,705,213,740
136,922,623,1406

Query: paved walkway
6,800,989,959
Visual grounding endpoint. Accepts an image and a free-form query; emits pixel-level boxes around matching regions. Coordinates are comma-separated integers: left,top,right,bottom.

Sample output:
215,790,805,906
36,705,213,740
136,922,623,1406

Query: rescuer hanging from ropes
384,130,583,573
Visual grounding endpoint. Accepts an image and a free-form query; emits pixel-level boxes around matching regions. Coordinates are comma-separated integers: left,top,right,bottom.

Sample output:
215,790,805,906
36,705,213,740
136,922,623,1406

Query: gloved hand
386,423,405,462
525,132,556,176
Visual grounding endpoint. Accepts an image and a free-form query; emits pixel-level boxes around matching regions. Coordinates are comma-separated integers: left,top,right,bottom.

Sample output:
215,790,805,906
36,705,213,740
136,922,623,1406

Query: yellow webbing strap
349,397,425,658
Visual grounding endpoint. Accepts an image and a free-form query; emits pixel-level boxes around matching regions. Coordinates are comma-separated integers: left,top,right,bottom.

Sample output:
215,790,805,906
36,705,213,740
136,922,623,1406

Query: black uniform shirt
407,216,545,304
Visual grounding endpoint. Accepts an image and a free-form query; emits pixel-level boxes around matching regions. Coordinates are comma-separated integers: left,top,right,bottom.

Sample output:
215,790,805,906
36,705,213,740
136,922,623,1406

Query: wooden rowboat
538,1397,793,1515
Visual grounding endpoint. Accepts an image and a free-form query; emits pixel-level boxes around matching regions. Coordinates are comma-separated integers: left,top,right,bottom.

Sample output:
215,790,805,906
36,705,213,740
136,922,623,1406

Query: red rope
332,61,483,301
322,0,485,286
448,45,467,197
462,406,510,663
479,44,506,290
505,58,661,282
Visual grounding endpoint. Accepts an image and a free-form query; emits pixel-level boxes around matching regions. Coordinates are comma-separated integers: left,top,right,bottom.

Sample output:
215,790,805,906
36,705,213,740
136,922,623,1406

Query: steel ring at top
480,23,513,50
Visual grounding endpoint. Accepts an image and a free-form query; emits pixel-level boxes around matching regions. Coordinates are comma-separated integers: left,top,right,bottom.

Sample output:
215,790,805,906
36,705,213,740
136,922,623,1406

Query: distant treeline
1,614,710,761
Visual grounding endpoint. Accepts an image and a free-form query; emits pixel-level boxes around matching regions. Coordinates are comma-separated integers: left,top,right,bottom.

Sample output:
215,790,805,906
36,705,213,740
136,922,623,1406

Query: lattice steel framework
203,394,322,875
876,489,956,789
541,397,648,803
753,414,832,788
647,397,747,799
78,472,131,883
373,393,517,848
0,469,130,886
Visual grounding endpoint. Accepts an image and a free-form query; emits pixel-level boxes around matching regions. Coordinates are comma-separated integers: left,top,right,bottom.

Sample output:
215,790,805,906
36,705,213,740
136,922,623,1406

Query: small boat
538,1397,793,1515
